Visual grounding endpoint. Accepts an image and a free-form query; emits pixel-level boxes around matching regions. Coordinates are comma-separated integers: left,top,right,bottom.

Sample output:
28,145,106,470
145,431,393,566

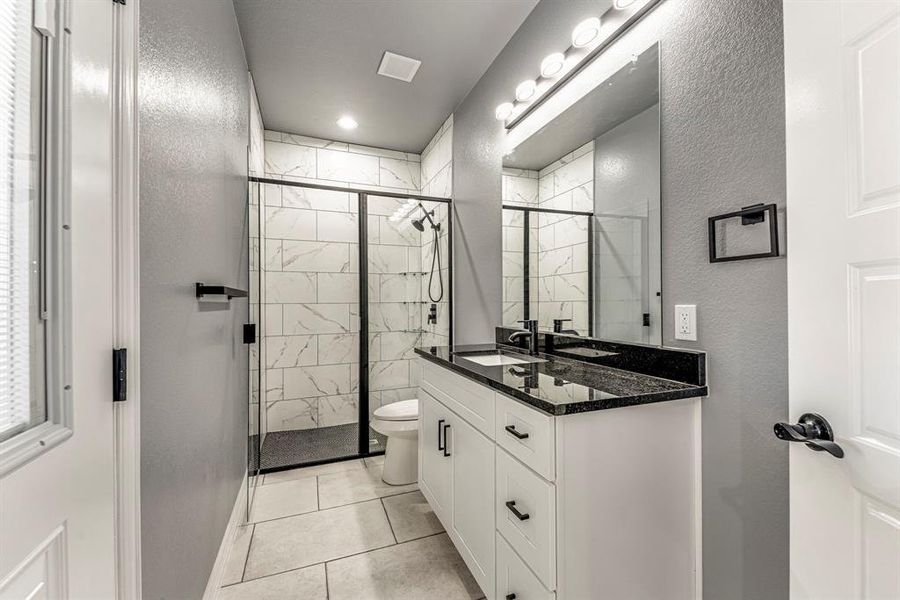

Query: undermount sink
455,350,546,367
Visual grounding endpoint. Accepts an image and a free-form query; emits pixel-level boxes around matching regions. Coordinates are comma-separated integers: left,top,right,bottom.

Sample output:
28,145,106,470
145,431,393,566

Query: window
0,0,71,475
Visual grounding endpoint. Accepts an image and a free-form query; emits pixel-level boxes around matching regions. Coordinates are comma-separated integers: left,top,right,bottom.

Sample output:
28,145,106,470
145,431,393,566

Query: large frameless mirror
502,43,661,345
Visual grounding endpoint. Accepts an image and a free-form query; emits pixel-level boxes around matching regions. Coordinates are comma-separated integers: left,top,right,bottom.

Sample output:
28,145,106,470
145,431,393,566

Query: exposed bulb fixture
495,102,514,121
336,115,358,130
540,53,566,78
515,80,537,102
614,0,637,8
571,17,601,48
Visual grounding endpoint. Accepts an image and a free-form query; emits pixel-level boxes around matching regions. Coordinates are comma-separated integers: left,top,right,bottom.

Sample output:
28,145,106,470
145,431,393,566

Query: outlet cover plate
675,304,697,341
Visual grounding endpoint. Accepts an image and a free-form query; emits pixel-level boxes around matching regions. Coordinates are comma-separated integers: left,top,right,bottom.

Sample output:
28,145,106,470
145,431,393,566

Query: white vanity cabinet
419,358,701,600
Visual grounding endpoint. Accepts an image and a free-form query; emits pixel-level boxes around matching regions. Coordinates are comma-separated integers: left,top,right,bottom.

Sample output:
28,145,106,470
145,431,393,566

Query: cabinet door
419,391,453,521
450,415,496,595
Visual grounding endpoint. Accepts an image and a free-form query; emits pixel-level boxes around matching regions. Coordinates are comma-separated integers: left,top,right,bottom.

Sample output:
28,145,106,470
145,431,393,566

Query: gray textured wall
451,1,788,598
138,1,249,598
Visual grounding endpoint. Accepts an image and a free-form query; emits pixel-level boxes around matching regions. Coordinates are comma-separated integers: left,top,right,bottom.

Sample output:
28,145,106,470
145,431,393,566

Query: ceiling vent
377,51,422,83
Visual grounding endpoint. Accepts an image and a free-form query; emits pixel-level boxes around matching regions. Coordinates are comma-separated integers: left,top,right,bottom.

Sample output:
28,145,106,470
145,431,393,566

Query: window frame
0,0,73,477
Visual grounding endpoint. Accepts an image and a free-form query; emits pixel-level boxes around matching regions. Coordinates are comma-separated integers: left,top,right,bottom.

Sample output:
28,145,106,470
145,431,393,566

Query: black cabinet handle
774,412,844,459
506,595,517,600
505,500,529,521
442,423,451,457
504,424,529,440
437,419,445,452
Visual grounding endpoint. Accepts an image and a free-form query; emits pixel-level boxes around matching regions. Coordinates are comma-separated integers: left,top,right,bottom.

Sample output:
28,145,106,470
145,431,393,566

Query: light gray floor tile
244,499,395,580
326,533,484,600
250,477,318,523
263,458,365,485
221,523,253,586
382,491,444,543
363,455,384,468
318,464,417,509
219,564,326,600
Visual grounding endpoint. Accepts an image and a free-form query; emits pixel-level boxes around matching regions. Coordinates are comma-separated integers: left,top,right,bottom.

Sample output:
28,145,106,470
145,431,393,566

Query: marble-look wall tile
317,211,358,243
379,157,421,190
368,245,408,274
554,273,588,302
369,303,410,332
282,241,351,273
266,272,317,304
317,333,358,365
265,141,316,178
378,331,420,360
283,364,352,399
282,186,352,212
265,305,283,335
379,217,419,247
379,274,419,303
266,398,317,431
317,395,358,427
317,148,379,185
265,239,283,271
282,303,351,335
539,247,573,276
317,273,358,303
265,369,283,403
370,360,409,391
266,206,317,241
266,335,317,369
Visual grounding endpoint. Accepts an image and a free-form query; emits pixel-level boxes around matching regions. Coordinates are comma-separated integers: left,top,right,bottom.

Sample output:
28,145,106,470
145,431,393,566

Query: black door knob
774,412,844,459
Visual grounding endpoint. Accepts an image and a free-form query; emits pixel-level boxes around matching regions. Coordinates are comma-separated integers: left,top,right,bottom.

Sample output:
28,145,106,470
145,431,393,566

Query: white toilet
370,399,419,485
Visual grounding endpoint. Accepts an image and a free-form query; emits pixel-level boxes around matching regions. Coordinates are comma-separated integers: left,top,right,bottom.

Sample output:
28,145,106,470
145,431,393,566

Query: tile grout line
380,497,398,545
234,531,450,586
248,486,419,527
239,523,255,583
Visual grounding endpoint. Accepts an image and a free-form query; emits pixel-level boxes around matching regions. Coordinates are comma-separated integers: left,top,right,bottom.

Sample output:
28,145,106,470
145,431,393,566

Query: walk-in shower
247,179,452,478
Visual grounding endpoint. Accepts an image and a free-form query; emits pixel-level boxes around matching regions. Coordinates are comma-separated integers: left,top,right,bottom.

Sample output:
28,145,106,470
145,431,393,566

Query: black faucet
508,319,539,355
553,318,578,335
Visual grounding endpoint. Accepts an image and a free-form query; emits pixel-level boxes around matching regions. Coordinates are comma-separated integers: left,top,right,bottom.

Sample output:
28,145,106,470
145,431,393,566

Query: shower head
410,204,438,231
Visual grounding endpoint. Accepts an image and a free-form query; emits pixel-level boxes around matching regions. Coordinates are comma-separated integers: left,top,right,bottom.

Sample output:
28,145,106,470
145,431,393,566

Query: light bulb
515,80,537,102
571,17,601,48
614,0,637,8
540,53,566,78
495,102,514,121
336,115,358,130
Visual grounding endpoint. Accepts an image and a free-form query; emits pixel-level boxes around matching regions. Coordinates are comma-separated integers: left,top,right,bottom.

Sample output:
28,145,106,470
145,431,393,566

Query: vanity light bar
494,0,654,124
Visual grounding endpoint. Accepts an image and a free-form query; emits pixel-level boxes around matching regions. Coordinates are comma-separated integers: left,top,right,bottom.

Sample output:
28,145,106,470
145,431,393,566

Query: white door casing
785,1,900,598
0,0,118,597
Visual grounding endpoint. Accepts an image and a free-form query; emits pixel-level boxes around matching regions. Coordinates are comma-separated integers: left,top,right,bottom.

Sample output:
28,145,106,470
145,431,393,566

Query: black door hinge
243,323,256,344
113,348,127,402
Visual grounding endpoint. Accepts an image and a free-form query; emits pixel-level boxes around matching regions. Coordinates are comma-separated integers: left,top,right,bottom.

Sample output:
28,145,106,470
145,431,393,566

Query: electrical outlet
674,304,697,341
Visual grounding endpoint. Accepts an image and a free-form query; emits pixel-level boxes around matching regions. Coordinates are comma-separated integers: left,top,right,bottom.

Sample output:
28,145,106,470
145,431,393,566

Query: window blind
0,0,34,441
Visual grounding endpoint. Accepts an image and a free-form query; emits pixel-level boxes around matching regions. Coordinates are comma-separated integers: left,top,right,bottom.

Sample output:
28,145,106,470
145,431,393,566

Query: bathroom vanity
415,334,707,600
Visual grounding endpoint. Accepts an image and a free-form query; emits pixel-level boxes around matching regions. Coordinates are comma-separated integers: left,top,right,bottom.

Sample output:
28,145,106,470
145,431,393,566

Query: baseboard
202,475,247,600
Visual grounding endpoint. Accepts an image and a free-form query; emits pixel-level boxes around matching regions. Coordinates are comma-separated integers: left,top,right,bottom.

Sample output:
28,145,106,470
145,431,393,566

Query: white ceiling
233,0,539,153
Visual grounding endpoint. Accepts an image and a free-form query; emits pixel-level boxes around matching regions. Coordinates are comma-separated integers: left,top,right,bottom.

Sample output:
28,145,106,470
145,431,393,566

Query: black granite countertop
414,343,708,416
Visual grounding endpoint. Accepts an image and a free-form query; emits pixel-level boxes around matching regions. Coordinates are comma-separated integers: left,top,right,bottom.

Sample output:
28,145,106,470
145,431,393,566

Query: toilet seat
373,399,418,422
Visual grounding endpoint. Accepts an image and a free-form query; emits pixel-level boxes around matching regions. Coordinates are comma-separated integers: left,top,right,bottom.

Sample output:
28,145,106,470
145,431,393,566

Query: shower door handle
437,419,445,452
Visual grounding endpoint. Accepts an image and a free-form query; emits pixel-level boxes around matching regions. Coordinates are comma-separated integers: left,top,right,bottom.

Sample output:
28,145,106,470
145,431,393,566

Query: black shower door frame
502,204,594,336
252,177,454,466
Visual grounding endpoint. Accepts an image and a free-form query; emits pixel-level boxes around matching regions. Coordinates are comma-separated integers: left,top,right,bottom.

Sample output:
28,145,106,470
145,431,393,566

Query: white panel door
0,0,117,598
419,392,453,521
784,1,900,598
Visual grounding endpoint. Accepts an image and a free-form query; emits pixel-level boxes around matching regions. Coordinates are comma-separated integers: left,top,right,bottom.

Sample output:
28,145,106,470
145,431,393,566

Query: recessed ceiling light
614,0,637,8
515,80,537,102
572,17,601,48
336,116,358,130
377,51,422,83
540,53,566,78
495,103,514,121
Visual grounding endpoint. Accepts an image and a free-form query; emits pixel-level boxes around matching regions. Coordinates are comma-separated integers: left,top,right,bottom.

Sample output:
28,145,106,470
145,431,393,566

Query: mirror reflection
502,43,661,345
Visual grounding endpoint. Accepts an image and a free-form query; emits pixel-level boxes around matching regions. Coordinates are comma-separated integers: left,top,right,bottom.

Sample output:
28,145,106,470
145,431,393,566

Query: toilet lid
374,399,418,421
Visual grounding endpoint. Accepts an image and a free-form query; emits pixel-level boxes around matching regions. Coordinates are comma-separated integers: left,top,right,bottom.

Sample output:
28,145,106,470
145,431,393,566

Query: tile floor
218,456,485,600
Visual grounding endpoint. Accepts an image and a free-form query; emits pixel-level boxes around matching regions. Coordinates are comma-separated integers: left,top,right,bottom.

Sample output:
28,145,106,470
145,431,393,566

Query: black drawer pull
506,595,517,600
504,424,529,440
442,423,451,457
437,419,445,451
505,500,529,521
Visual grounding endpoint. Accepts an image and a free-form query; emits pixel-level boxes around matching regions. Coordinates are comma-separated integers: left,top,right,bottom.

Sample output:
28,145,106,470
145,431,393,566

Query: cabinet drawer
421,360,494,439
495,392,555,481
496,448,557,589
497,534,555,600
